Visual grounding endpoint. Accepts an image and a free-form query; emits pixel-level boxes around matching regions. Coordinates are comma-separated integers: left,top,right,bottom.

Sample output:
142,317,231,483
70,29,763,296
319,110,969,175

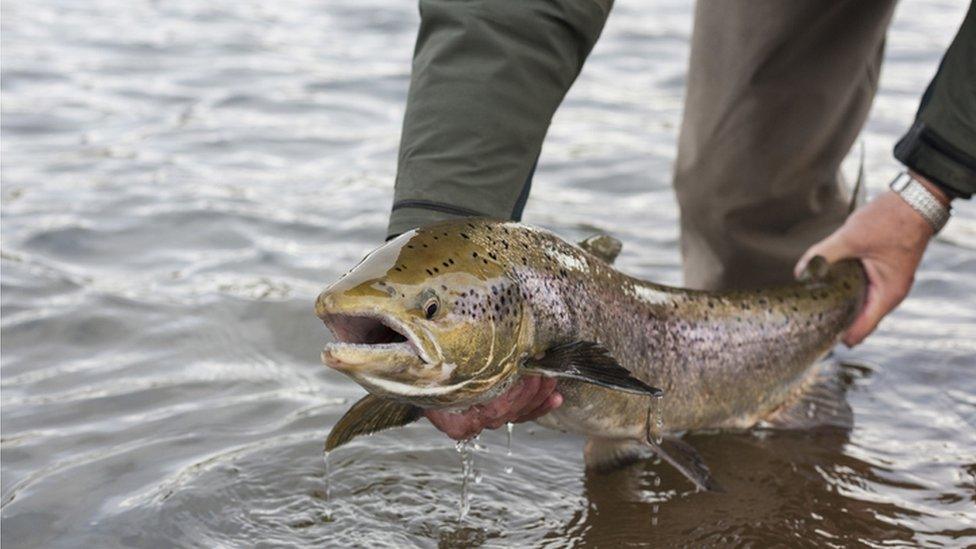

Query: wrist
888,171,952,234
909,170,952,207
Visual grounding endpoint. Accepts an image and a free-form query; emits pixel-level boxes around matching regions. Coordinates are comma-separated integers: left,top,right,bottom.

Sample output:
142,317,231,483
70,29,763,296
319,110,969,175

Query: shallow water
2,0,974,547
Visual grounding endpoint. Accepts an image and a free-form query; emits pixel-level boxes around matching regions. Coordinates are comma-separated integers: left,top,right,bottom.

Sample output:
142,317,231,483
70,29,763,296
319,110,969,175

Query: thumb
794,232,853,280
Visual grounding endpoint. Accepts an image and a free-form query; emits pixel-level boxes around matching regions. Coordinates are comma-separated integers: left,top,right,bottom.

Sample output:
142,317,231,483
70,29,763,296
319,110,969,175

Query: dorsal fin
578,234,623,264
797,255,831,283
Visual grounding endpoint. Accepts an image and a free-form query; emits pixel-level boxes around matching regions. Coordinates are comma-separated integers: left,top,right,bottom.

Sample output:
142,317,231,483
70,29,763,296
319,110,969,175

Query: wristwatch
889,172,951,234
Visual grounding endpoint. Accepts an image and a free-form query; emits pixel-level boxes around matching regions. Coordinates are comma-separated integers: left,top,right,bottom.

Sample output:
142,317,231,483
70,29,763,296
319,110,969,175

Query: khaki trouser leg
675,0,897,291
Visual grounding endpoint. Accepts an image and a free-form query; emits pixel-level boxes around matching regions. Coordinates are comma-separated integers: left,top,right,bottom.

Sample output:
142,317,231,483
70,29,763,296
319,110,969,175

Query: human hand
795,172,950,347
424,376,562,440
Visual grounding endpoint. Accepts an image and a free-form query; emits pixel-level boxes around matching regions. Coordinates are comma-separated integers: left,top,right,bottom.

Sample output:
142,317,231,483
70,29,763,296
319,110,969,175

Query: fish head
315,221,533,407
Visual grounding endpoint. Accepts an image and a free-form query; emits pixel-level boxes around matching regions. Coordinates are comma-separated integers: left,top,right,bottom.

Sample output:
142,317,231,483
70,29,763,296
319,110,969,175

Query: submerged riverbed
2,0,974,546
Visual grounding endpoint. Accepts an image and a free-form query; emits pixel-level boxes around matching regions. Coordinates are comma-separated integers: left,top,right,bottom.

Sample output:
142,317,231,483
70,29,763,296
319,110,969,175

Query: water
455,440,473,524
647,394,664,445
505,423,514,475
2,0,974,546
323,451,331,503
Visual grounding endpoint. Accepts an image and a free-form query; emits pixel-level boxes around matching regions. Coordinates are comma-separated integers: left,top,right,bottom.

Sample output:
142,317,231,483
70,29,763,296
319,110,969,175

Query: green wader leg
674,0,897,291
387,0,612,239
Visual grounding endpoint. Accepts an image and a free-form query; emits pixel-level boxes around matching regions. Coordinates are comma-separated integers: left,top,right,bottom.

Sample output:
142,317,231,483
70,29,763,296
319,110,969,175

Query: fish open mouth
320,312,427,370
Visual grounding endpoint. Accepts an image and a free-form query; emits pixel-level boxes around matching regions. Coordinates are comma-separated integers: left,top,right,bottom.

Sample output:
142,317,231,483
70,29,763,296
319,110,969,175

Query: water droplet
505,422,514,474
653,475,661,488
646,394,665,445
654,394,665,443
323,450,334,520
456,439,473,523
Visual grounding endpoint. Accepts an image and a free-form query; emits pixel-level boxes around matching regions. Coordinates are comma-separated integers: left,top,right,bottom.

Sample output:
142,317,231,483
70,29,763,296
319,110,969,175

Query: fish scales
316,219,866,489
470,223,862,434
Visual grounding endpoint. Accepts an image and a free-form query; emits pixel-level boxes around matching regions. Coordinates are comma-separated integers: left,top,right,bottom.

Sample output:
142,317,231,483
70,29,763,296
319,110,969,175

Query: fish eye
424,297,439,319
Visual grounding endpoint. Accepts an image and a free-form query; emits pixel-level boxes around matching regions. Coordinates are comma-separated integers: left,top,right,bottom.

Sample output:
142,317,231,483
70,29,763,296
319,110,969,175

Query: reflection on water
2,0,974,547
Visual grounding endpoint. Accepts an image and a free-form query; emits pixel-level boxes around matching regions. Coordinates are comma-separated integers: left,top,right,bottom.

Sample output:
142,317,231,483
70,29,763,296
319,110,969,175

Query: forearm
894,2,976,199
388,0,612,238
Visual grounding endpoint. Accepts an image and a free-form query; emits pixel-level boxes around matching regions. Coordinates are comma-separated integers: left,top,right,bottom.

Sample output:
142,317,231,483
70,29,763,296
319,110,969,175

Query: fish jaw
318,298,435,373
316,291,477,405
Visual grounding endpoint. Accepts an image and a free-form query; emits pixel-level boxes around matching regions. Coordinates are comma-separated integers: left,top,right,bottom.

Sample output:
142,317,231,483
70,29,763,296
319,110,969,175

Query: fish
314,220,866,491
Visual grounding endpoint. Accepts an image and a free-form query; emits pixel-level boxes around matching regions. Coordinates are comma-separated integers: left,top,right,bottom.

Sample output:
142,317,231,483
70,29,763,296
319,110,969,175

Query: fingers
794,231,852,280
423,376,560,440
842,263,911,346
483,377,538,429
517,377,558,418
505,377,556,423
518,391,563,423
425,408,481,440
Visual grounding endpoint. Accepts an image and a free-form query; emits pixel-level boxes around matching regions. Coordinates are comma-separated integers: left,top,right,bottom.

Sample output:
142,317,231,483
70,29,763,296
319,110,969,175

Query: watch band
889,172,951,234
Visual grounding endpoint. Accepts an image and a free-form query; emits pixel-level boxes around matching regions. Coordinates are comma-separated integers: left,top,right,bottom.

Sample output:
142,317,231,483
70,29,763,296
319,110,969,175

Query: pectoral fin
649,436,724,492
522,341,663,397
325,394,422,452
578,234,623,264
585,435,723,492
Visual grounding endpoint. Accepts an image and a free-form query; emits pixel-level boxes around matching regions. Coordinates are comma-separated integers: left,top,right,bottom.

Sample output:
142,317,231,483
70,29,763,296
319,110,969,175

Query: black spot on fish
460,233,469,239
425,269,433,275
472,252,478,258
442,262,449,268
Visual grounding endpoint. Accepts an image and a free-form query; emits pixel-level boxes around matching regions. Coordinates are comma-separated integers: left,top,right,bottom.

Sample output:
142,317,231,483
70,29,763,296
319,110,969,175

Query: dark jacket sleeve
894,2,976,199
388,0,612,238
